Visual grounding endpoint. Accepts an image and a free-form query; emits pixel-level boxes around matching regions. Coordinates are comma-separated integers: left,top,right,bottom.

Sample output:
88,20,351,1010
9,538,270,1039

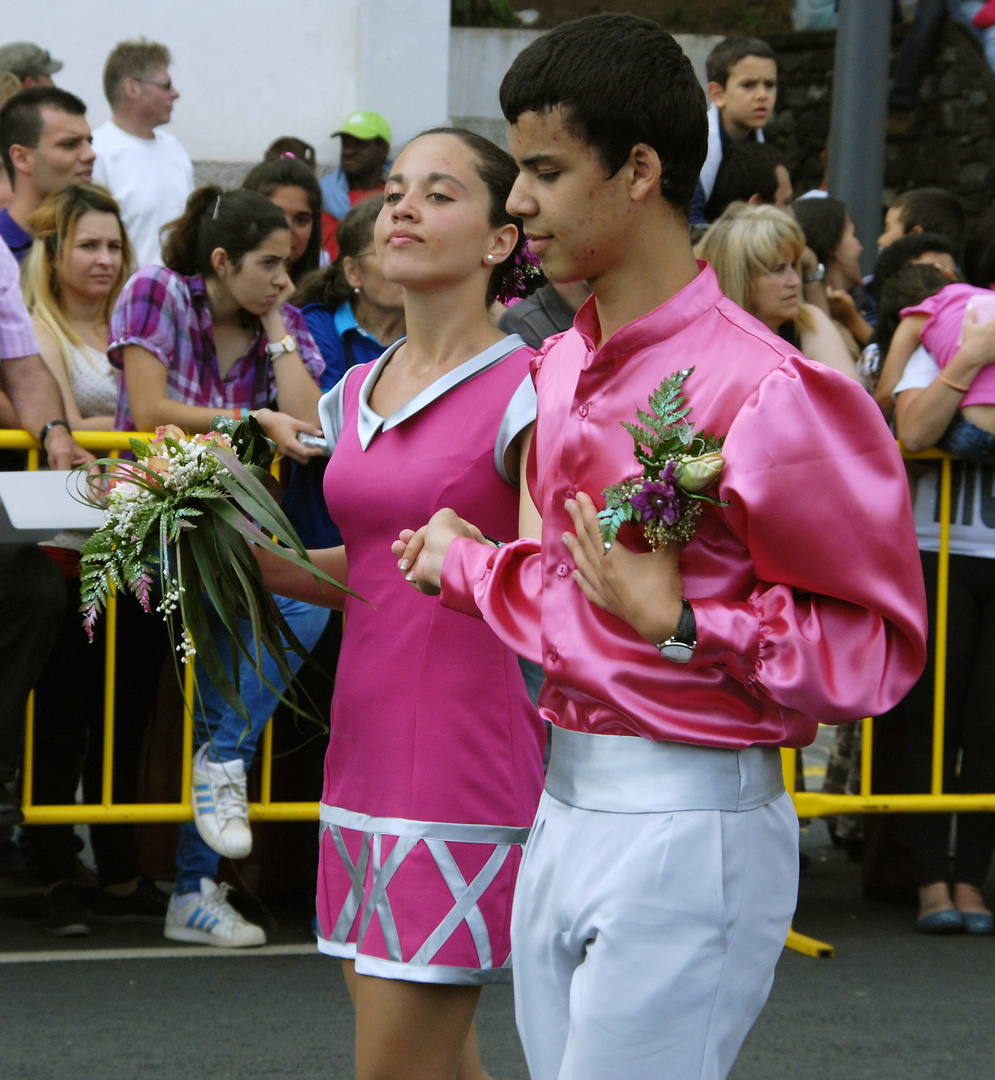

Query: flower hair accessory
598,367,728,550
496,241,544,304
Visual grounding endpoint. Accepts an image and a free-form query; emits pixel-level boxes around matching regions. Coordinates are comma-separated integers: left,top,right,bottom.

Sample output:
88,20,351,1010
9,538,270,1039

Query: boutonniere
598,367,728,550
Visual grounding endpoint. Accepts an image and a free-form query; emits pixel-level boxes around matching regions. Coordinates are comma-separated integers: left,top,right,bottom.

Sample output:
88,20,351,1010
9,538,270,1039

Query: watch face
659,642,694,664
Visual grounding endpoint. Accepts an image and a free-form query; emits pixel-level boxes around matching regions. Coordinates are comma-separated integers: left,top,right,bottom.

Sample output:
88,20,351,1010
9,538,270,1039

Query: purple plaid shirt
109,267,323,430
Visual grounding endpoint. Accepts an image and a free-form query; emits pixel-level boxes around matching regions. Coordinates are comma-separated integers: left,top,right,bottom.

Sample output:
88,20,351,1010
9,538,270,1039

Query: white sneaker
191,744,252,859
164,878,266,948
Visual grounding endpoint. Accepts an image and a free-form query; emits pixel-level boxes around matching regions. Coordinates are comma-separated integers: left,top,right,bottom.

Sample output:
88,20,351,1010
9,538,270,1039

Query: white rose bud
674,451,725,492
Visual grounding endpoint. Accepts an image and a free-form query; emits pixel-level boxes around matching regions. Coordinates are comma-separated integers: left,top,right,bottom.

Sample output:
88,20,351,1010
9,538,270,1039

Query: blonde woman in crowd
697,201,859,380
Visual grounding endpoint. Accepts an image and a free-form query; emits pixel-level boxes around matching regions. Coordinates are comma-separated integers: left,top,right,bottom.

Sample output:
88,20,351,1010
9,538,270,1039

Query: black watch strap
39,418,71,446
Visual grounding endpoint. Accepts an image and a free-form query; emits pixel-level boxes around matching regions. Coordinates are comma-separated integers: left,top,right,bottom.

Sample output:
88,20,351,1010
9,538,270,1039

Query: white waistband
545,727,785,814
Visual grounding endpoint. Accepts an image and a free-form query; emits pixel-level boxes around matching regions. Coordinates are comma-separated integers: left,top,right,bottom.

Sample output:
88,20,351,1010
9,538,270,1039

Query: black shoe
41,881,91,937
91,877,170,923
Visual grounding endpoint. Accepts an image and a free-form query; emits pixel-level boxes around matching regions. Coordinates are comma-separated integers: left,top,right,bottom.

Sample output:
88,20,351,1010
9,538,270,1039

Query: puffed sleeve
107,267,182,371
688,359,928,722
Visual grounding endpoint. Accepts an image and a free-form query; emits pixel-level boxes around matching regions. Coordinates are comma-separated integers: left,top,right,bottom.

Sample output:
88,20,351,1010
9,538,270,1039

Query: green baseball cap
0,42,63,81
332,111,391,143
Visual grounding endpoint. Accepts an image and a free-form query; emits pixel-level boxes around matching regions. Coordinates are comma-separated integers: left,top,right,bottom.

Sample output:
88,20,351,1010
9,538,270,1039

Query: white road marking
0,943,319,964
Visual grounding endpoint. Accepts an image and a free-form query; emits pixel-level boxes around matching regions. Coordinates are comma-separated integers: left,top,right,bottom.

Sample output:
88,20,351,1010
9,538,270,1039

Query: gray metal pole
827,0,892,275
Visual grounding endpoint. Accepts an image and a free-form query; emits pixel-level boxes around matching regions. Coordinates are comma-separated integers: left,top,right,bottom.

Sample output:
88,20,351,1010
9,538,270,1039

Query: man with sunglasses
92,39,193,268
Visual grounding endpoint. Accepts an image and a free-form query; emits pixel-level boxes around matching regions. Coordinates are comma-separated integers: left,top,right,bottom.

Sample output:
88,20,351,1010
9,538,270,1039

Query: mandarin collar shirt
442,263,927,749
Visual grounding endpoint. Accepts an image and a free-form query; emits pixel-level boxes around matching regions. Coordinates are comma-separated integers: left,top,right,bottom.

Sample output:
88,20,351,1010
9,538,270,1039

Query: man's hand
43,424,95,471
562,492,685,644
392,509,488,596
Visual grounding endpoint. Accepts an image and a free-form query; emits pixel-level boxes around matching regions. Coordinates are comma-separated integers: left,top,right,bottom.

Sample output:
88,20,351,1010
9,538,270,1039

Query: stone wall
765,20,995,223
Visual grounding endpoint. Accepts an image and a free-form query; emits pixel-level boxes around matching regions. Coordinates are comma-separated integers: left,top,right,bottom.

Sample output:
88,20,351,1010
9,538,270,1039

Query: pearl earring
353,287,361,295
486,254,494,263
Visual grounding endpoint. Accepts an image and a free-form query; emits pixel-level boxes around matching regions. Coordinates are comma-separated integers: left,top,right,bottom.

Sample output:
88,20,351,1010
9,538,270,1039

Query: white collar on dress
354,334,526,450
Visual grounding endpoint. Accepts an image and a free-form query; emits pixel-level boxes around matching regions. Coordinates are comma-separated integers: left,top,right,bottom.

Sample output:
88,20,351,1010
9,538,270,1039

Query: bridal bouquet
78,416,350,722
598,367,728,550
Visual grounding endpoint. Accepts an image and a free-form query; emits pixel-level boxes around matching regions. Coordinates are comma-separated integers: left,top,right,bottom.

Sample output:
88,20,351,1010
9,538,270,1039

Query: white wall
1,0,450,165
449,28,724,147
3,7,719,163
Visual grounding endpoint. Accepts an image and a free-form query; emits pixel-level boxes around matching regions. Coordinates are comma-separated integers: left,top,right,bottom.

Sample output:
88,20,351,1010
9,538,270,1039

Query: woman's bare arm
254,544,349,609
895,312,995,451
34,320,114,430
799,305,860,381
874,315,927,422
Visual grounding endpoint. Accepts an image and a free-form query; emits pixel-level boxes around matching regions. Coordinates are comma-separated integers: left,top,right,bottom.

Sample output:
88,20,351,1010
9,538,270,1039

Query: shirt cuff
440,536,493,619
687,597,762,678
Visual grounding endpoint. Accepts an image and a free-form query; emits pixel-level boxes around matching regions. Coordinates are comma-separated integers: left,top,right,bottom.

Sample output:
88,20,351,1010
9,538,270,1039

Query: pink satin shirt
441,264,927,750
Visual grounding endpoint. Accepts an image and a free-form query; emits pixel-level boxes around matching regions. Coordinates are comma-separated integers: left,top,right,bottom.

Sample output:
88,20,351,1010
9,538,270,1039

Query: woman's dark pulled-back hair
241,156,323,281
291,196,383,310
792,195,848,265
413,126,537,306
499,14,708,218
161,186,291,278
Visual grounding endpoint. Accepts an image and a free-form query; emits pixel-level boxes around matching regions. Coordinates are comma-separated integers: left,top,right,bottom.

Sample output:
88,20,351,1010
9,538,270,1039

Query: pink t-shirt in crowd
901,282,995,408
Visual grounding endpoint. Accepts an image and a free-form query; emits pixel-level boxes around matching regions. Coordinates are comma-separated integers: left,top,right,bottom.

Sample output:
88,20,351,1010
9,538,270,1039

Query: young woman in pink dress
259,128,546,1080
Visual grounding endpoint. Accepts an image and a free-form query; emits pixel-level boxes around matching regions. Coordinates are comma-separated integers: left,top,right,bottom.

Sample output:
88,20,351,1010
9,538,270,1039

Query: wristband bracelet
38,418,71,446
938,373,970,393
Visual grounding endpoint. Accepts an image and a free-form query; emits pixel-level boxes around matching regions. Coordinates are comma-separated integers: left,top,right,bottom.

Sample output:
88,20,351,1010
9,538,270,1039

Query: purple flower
631,463,682,527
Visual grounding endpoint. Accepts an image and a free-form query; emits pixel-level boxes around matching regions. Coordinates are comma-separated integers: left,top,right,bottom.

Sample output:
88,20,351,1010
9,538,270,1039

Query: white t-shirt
894,344,995,558
91,121,193,269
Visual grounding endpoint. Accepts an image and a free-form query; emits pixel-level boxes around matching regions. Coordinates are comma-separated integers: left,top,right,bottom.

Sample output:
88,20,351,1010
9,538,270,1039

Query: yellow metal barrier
1,427,319,827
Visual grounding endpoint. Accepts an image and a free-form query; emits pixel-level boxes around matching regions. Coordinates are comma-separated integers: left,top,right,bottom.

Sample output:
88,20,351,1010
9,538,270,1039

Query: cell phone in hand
296,432,331,456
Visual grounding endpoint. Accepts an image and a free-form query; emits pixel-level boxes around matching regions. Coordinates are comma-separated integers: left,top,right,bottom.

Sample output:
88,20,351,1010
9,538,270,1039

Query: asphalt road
2,818,993,1080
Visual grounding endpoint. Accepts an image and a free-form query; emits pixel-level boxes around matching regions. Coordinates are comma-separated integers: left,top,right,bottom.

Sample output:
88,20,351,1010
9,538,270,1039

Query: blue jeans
939,411,995,460
175,594,329,893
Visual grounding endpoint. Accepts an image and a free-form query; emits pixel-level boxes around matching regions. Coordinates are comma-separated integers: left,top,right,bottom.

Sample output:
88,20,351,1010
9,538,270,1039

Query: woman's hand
562,492,685,645
826,285,872,347
826,285,856,325
260,278,297,335
392,509,489,596
253,407,325,464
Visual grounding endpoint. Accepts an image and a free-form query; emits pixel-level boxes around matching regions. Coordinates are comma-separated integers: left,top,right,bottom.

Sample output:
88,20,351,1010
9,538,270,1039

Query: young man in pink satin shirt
394,15,928,1080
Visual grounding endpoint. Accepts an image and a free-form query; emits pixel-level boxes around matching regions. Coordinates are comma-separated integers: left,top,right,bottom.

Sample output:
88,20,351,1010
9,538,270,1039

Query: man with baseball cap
318,109,391,261
0,42,62,88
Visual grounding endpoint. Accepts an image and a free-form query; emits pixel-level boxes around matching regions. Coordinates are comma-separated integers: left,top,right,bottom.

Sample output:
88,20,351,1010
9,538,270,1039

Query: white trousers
511,729,799,1080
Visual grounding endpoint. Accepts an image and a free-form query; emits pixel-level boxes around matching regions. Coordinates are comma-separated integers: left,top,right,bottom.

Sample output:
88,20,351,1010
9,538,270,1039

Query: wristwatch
265,334,297,359
803,262,826,285
655,599,697,664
